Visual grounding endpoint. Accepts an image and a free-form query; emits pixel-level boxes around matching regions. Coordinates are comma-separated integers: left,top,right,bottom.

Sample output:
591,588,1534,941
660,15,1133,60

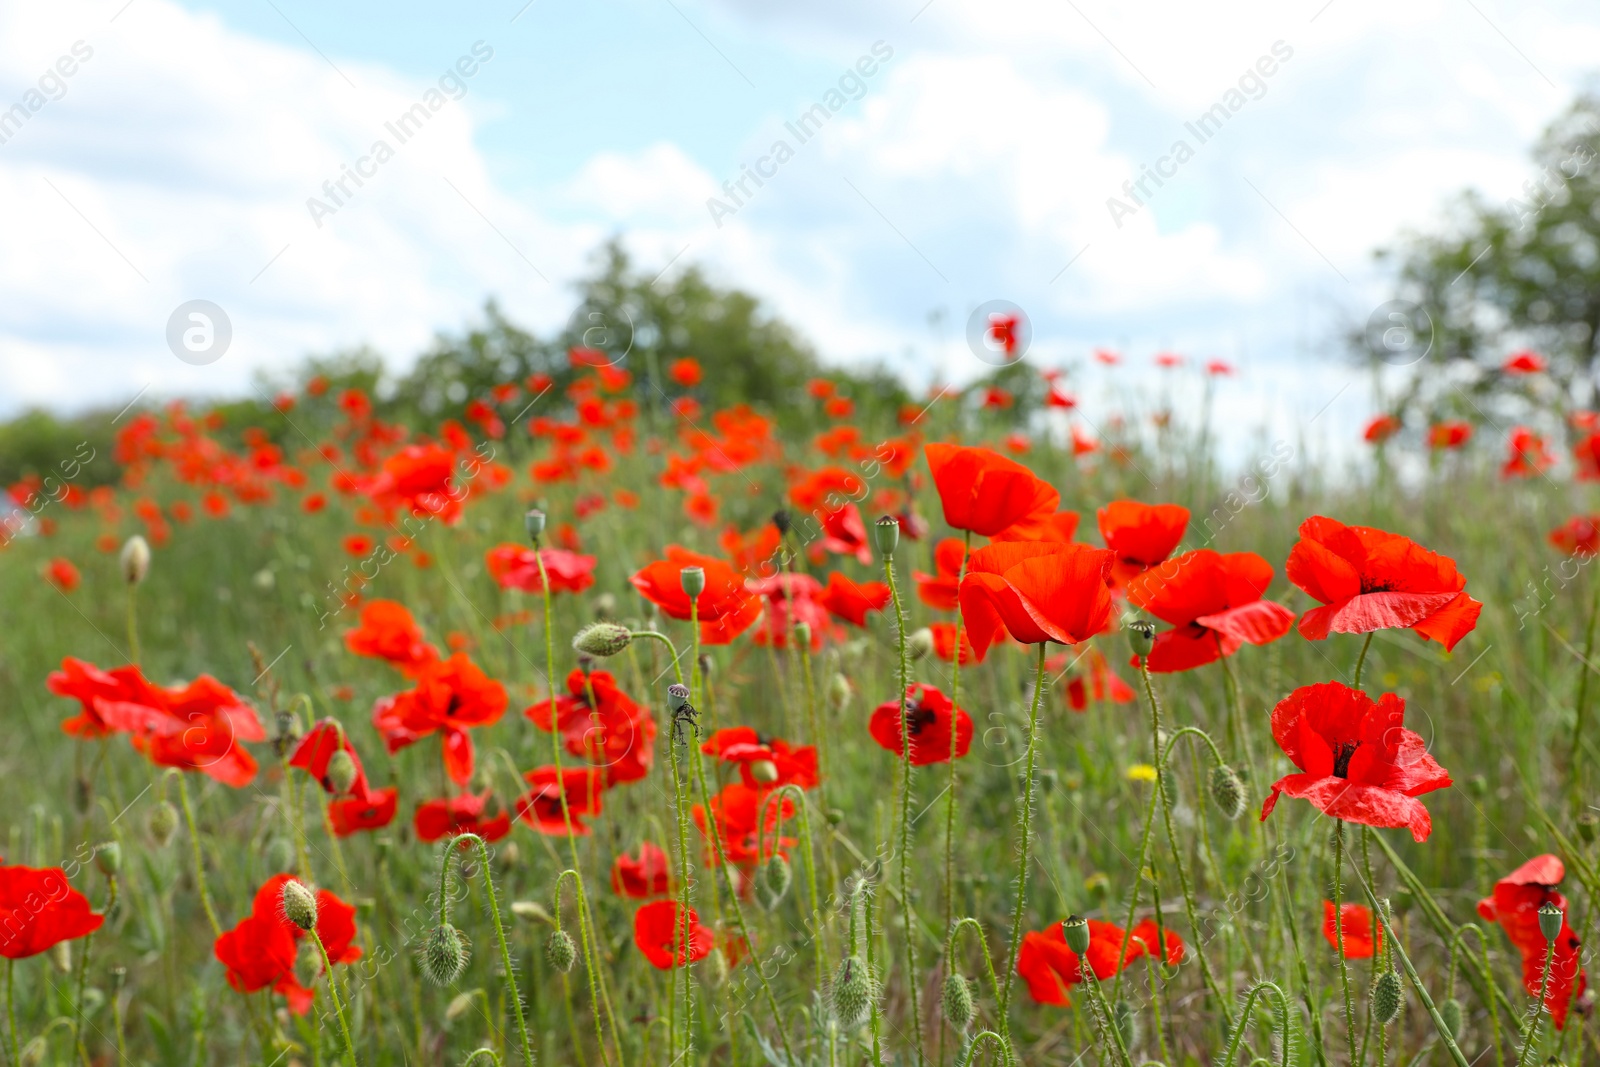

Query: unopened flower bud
1113,998,1138,1048
1438,997,1463,1040
792,621,811,648
1579,812,1598,844
908,628,934,661
1539,901,1564,942
574,622,633,658
325,750,359,796
667,683,690,712
828,673,852,711
698,653,714,679
545,928,577,973
419,923,470,985
445,991,476,1021
679,566,706,598
524,509,546,541
1209,764,1246,820
755,855,791,910
1063,914,1090,955
749,759,779,784
942,972,974,1030
267,837,296,873
831,955,874,1029
94,841,122,876
50,941,71,974
147,801,179,848
1371,970,1402,1024
120,535,151,585
510,900,552,924
281,879,318,931
873,516,900,558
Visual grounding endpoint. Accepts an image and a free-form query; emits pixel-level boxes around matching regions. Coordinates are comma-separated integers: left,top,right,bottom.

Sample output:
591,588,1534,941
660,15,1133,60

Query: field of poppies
0,345,1596,1067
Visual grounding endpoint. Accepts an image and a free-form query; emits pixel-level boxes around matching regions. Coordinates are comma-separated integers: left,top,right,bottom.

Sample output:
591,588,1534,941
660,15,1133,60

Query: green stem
1080,959,1133,1067
176,774,221,938
1570,575,1600,812
668,694,695,1064
945,530,972,943
459,834,536,1067
1515,938,1556,1067
1333,822,1359,1067
1355,868,1472,1067
310,928,358,1066
1216,982,1294,1067
1352,632,1375,691
7,959,17,1067
73,876,116,1064
996,644,1048,1031
1275,857,1329,1067
125,585,140,665
883,552,924,1065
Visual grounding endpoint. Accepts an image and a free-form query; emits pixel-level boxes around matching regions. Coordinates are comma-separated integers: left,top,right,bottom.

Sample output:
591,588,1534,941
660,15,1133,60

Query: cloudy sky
0,0,1594,448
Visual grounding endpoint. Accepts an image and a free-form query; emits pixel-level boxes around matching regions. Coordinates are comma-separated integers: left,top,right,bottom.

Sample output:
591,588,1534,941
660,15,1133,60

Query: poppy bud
755,855,791,910
667,683,691,712
445,991,476,1021
873,516,900,558
828,673,852,711
281,879,318,931
50,941,71,974
1113,998,1138,1048
511,900,552,924
1209,764,1247,820
524,509,546,542
698,653,714,680
830,955,875,1029
749,759,779,784
325,750,360,796
1438,997,1463,1041
707,943,731,987
772,510,791,536
679,566,706,598
420,923,470,985
267,837,296,873
573,622,633,658
545,928,577,973
1579,812,1598,844
1062,914,1091,955
1539,901,1564,942
498,841,521,868
1371,970,1402,1025
147,801,179,848
792,621,812,648
908,627,935,661
594,592,618,619
942,972,974,1031
1127,620,1156,655
120,535,151,586
94,841,122,876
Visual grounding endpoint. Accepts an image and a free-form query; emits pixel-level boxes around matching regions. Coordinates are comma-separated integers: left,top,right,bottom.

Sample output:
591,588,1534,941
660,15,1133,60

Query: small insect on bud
908,627,935,661
281,879,318,931
667,683,691,712
831,955,875,1029
545,928,577,973
772,509,792,536
1209,764,1247,820
120,535,151,586
1127,620,1156,656
1113,998,1138,1048
573,622,633,658
419,923,470,985
524,509,546,542
94,841,122,876
679,566,706,598
749,759,779,784
1539,901,1565,942
942,972,974,1031
828,673,852,711
1371,969,1402,1025
325,750,360,796
1062,914,1091,955
147,801,179,848
755,855,791,910
873,515,900,558
792,621,812,648
1438,997,1464,1040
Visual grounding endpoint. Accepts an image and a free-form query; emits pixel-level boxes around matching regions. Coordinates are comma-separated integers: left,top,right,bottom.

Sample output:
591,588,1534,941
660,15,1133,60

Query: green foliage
0,408,119,488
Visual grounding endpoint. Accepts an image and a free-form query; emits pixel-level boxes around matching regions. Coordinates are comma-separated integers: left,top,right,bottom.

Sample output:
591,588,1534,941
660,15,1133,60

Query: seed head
524,509,546,542
325,750,360,796
679,566,706,598
147,801,179,848
1371,970,1402,1025
667,683,691,712
873,515,900,558
94,841,122,877
1127,620,1156,654
1438,997,1464,1040
830,955,875,1029
941,972,974,1031
908,627,935,661
573,622,633,658
545,928,577,973
1539,901,1564,942
1062,914,1091,955
120,535,151,585
755,855,791,911
1209,764,1247,820
419,923,470,985
281,879,318,931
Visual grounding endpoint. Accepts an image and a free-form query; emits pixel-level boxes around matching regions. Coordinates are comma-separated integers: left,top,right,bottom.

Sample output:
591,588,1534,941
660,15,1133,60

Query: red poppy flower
214,875,361,1014
748,573,836,651
868,684,972,766
1575,433,1600,480
1259,682,1451,842
1097,501,1189,589
1125,550,1295,672
913,538,966,611
485,544,597,595
701,727,819,790
1322,901,1381,958
371,654,508,785
1048,647,1135,711
344,600,439,673
818,572,890,626
414,792,512,843
811,503,872,566
929,622,977,665
958,541,1115,660
924,444,1060,538
1427,421,1473,450
1016,918,1154,1006
1503,350,1547,374
1502,427,1554,478
1477,855,1587,1029
992,510,1079,544
525,669,655,785
0,862,103,959
48,657,168,739
1285,516,1482,652
693,783,795,869
343,534,374,556
121,675,265,788
45,558,80,592
516,766,605,835
1550,516,1600,557
328,787,399,836
289,720,370,797
1363,415,1401,444
367,443,463,523
631,547,762,644
669,358,703,388
612,842,673,899
633,900,714,969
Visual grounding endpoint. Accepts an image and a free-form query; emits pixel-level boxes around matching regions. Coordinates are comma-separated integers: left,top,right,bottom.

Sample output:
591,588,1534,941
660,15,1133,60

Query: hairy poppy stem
176,774,221,938
1515,937,1556,1067
6,959,17,1067
1079,955,1133,1067
1355,866,1472,1067
1332,822,1359,1067
667,695,695,1064
760,786,824,992
73,874,116,1065
883,550,924,1065
1275,858,1329,1067
996,643,1048,1032
456,833,536,1067
945,918,1012,1065
1352,632,1375,691
309,927,358,1066
125,583,140,666
1216,981,1294,1067
944,531,971,943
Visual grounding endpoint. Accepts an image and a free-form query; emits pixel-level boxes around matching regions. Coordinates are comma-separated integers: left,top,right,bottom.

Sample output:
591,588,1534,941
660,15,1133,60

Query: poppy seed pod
873,516,900,558
325,750,360,796
679,566,706,598
942,972,974,1030
667,683,691,712
573,622,633,658
147,800,179,848
1209,764,1247,819
908,627,935,661
1371,970,1402,1024
831,955,874,1029
1062,914,1091,955
524,509,546,542
94,841,122,876
545,928,577,973
1539,901,1564,942
281,879,318,931
419,923,470,985
120,535,151,585
1438,998,1463,1040
1127,619,1157,654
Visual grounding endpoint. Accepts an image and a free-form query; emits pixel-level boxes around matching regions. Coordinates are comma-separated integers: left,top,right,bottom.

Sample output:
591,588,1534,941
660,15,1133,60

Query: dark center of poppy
906,703,937,737
1360,579,1394,594
445,693,463,717
1332,741,1359,778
